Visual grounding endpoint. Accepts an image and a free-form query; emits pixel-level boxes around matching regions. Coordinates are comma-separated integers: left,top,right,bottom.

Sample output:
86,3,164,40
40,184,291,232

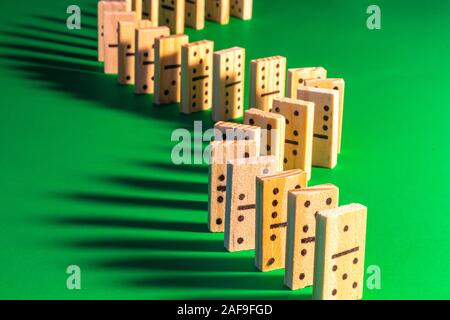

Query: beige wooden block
212,47,245,122
255,169,307,272
135,26,170,94
132,0,143,18
297,86,339,169
214,121,261,154
286,67,327,98
159,0,185,34
181,40,214,114
304,78,345,154
284,184,339,290
142,0,159,25
224,156,278,252
104,11,137,74
205,0,230,24
185,0,205,30
230,0,252,20
313,203,367,300
98,1,129,62
273,97,314,180
153,34,189,104
250,56,286,112
208,140,258,232
244,108,285,171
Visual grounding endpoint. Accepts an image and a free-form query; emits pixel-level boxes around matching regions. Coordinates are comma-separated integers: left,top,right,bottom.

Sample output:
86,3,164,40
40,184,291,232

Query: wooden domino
285,184,339,290
135,26,170,94
297,86,339,169
255,169,307,272
244,108,285,171
208,140,258,232
250,56,287,112
313,203,367,300
142,0,159,25
181,40,214,114
98,1,129,62
304,78,345,154
154,34,189,104
273,97,314,180
287,67,327,98
230,0,252,20
224,155,278,252
214,121,261,152
159,0,185,34
205,0,230,24
104,11,137,74
132,0,143,19
185,0,205,30
212,47,245,122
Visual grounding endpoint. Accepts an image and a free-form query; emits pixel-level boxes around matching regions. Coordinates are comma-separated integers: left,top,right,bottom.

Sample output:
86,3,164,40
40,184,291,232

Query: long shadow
134,161,208,175
18,23,97,42
0,42,96,61
35,15,98,31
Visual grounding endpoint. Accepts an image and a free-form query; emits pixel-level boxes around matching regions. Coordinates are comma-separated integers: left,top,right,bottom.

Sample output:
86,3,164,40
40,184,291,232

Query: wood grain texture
205,0,230,24
214,121,261,155
230,0,252,20
142,0,159,25
212,47,245,122
273,97,314,180
185,0,205,30
286,67,327,98
159,0,184,34
208,140,258,232
255,169,307,272
224,155,278,252
297,86,339,169
313,203,367,300
284,184,339,290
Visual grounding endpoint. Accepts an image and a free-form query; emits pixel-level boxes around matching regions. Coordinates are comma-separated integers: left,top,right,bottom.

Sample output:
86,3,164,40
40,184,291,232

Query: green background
0,0,449,299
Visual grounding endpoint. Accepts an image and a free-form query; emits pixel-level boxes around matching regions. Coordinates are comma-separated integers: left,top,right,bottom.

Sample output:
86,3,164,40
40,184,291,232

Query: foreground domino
208,140,258,232
297,86,339,169
135,26,170,94
313,203,367,300
181,40,214,114
273,97,314,180
285,184,339,290
250,56,287,112
214,121,261,151
230,0,252,20
154,34,189,104
304,78,345,154
244,108,285,171
224,156,278,252
255,169,307,272
185,0,205,30
287,67,327,98
142,0,159,24
159,0,184,34
205,0,230,24
213,47,245,122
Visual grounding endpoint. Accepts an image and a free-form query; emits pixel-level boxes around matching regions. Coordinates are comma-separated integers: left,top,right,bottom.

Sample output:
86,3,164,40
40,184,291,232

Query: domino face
142,0,159,25
250,56,287,112
205,0,230,24
132,0,143,18
224,156,278,252
214,121,261,154
104,11,137,74
135,26,170,94
304,78,345,154
287,67,327,98
159,0,185,34
118,20,153,85
297,86,339,169
313,203,367,300
273,97,314,180
154,34,189,104
208,140,258,232
98,1,129,62
284,184,339,290
255,169,307,272
212,47,245,122
185,0,205,30
230,0,252,20
181,40,214,114
244,108,285,171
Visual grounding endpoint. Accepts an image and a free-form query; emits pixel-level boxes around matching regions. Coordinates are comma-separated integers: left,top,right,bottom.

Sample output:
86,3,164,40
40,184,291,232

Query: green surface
0,0,449,300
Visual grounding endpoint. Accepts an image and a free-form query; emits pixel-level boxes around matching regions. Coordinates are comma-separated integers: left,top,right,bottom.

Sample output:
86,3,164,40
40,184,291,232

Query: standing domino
230,0,252,20
142,0,159,24
159,0,185,34
181,40,214,114
205,0,230,24
250,56,287,112
297,86,339,169
212,47,245,122
214,121,261,151
185,0,205,30
313,203,367,300
287,67,327,98
255,169,307,272
284,184,339,290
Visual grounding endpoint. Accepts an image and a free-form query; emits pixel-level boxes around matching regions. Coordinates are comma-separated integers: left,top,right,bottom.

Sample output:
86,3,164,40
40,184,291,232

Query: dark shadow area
18,23,97,42
134,161,208,175
35,14,98,31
